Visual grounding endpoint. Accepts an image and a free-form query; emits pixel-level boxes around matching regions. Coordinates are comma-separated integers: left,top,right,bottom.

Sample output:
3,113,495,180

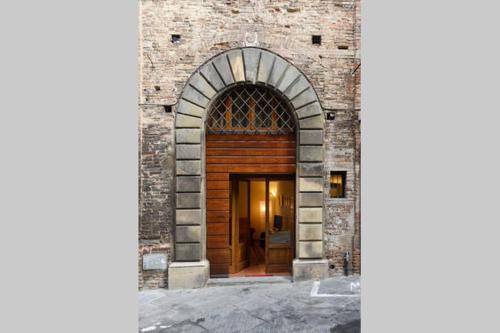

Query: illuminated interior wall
249,180,266,241
270,180,294,232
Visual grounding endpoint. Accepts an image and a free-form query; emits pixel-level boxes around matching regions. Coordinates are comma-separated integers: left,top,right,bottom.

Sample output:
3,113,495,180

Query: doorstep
206,275,292,287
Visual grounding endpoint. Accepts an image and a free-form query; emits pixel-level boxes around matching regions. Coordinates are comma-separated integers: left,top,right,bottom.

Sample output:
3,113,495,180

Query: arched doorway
169,47,328,288
205,84,296,277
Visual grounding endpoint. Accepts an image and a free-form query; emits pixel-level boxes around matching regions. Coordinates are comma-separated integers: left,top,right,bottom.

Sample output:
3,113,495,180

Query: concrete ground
139,275,360,333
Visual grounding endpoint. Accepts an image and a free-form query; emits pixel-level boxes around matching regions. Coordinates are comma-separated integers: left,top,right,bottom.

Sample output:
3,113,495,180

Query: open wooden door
234,179,250,272
266,178,295,274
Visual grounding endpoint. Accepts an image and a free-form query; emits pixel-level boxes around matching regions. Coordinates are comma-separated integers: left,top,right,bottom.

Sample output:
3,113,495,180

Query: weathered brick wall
139,105,174,288
324,108,360,276
139,0,361,287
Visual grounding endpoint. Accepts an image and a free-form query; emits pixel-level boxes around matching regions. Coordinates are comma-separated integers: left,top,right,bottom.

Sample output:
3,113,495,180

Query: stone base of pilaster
168,260,210,289
292,259,329,282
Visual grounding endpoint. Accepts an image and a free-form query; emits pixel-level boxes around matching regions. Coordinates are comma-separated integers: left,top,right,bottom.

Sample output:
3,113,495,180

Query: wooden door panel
207,148,295,156
207,156,296,164
267,264,290,273
206,199,229,211
207,190,230,199
207,134,294,141
207,211,229,223
207,173,229,181
268,248,290,264
207,164,296,173
207,235,229,249
206,141,296,148
207,222,229,235
206,180,230,190
207,249,231,264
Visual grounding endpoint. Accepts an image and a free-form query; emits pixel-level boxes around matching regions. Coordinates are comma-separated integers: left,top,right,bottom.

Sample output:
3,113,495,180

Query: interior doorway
230,175,295,277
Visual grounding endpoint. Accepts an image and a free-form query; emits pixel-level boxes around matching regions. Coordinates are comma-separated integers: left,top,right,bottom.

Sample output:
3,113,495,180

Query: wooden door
266,178,295,274
234,179,250,272
206,134,296,277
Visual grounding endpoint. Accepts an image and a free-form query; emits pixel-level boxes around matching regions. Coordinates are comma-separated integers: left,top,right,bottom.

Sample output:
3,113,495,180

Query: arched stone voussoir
182,84,210,108
187,72,217,99
242,47,261,83
212,54,234,86
226,49,245,82
268,56,289,88
277,66,301,95
285,74,312,101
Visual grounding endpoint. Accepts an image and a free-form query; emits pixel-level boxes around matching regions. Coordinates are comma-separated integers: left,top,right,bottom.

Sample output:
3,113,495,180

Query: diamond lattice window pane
207,85,295,135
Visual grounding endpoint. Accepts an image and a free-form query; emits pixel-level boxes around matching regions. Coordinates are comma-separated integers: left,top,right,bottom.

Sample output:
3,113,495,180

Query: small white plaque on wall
143,253,167,271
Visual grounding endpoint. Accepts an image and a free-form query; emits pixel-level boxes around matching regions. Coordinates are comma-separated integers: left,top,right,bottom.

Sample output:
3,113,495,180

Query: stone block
243,47,260,83
277,66,300,93
176,160,201,175
299,115,324,129
299,146,324,162
175,243,201,261
176,129,201,144
200,64,225,91
168,260,210,289
285,75,311,100
176,176,201,192
182,85,209,107
299,177,323,192
142,253,167,271
268,57,288,87
299,207,323,222
176,144,201,160
175,113,202,128
299,224,323,241
292,88,317,109
176,209,201,225
176,193,201,208
300,130,323,145
227,49,245,82
299,163,323,177
188,72,216,98
176,100,204,118
299,241,323,258
296,102,322,119
293,259,329,281
257,51,274,83
176,226,201,243
299,192,323,207
212,56,234,85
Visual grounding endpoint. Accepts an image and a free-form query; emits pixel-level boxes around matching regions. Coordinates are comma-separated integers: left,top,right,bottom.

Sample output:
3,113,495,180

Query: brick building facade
139,0,361,289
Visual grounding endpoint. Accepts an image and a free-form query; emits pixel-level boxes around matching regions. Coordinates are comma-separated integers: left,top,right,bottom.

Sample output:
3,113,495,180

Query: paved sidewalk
139,275,360,333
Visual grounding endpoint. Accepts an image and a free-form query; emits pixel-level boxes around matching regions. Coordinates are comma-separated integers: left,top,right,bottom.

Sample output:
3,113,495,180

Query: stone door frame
169,47,329,289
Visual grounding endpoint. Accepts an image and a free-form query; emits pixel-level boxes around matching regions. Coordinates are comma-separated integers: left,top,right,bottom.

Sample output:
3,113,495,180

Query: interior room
230,178,294,277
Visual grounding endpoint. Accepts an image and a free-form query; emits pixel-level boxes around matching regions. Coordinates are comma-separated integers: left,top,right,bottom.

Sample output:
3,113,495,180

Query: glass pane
268,180,294,246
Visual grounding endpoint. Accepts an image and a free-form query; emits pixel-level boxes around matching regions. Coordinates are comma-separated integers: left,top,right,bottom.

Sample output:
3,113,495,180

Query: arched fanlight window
207,85,295,135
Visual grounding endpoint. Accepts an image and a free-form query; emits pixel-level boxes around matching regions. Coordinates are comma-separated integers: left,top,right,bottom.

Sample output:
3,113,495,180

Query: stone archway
168,47,328,289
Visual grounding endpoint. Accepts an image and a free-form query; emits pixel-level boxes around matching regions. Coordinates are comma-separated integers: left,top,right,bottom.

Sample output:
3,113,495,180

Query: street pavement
139,275,360,333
